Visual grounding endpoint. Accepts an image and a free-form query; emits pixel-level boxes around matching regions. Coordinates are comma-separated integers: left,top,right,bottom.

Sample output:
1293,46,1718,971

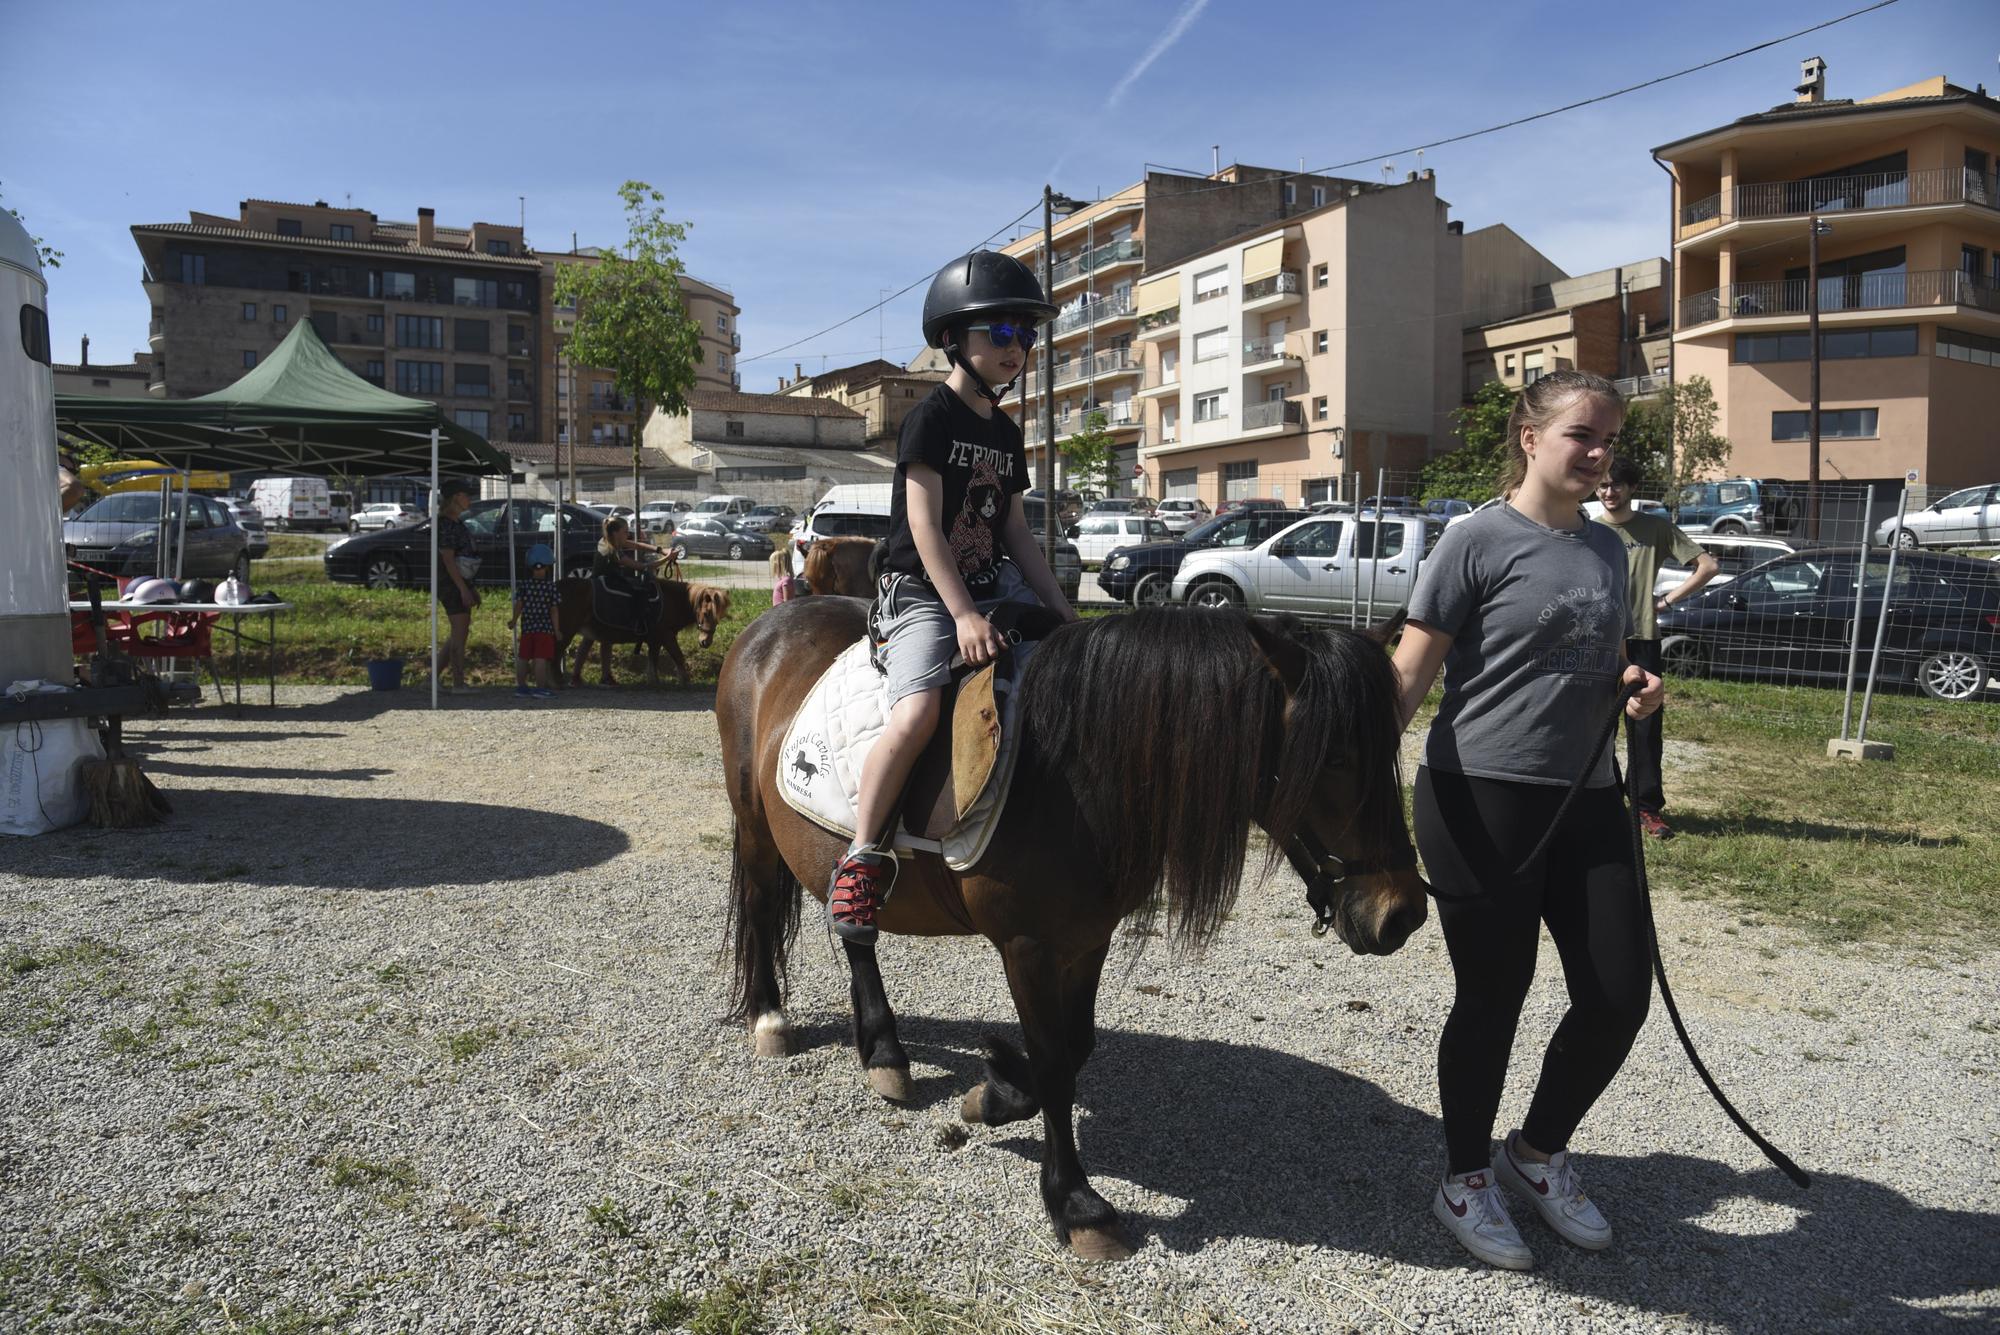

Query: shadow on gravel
133,759,392,783
2,793,627,888
847,1018,1997,1330
1670,811,1966,847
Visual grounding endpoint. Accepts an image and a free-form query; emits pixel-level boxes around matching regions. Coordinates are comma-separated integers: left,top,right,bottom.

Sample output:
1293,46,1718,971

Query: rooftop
688,388,863,420
132,221,544,269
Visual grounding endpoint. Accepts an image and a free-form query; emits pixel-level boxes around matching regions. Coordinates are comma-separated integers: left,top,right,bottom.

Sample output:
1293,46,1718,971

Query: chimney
417,206,435,247
80,334,90,367
795,362,803,383
1446,220,1464,236
1795,56,1827,104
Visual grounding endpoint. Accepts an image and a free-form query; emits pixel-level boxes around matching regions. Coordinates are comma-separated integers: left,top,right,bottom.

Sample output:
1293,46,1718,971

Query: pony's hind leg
725,824,802,1057
842,938,913,1103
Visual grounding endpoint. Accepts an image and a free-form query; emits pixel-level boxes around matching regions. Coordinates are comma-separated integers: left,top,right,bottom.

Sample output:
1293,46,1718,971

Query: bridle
1285,825,1417,938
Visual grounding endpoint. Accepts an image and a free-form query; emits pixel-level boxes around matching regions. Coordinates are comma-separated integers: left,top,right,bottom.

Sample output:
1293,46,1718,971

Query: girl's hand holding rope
1621,663,1664,720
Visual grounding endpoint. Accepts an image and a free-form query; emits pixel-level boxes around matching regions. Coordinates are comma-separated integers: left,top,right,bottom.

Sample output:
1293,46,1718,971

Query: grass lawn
258,534,326,560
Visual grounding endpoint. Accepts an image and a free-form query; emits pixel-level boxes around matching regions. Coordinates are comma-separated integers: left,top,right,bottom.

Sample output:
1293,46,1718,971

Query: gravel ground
1,686,1995,1333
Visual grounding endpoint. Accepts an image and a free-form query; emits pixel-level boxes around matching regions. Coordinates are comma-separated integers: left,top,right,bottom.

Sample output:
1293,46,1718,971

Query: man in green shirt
1594,457,1718,838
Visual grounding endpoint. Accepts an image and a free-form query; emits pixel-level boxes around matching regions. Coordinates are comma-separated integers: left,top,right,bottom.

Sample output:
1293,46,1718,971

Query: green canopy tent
56,322,515,709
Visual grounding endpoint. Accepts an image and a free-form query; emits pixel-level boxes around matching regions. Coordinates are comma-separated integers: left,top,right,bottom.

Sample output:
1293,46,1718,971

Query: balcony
1051,291,1135,339
1242,270,1302,310
1678,167,2000,244
147,317,164,347
1021,401,1140,445
1611,372,1670,399
508,342,531,358
1024,347,1141,399
508,382,533,403
1678,268,2000,329
1242,337,1301,374
1242,399,1303,434
1138,372,1179,399
1137,306,1180,340
587,393,631,412
1050,237,1144,289
731,331,742,351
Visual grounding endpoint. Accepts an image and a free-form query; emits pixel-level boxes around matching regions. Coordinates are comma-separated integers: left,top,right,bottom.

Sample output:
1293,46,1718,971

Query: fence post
1837,487,1876,740
1364,466,1386,630
1853,486,1911,750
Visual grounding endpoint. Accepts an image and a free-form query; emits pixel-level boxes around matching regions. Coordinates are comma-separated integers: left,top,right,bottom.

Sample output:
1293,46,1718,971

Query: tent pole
174,467,188,583
430,426,440,712
506,468,518,688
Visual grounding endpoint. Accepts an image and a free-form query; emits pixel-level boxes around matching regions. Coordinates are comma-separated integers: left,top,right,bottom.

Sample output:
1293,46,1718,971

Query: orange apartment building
1656,62,2000,490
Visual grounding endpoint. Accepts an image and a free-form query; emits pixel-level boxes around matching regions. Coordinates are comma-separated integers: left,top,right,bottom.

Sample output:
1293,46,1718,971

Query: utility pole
1807,215,1831,540
1040,186,1059,570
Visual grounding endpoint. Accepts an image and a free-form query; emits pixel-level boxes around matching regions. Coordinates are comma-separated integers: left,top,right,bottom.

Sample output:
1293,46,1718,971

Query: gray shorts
874,562,1037,706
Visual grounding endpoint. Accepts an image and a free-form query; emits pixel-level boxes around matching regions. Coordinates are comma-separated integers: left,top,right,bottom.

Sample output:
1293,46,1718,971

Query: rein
1517,682,1812,1190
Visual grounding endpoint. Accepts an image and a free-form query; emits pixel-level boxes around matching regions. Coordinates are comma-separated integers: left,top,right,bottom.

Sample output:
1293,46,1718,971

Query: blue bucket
365,658,405,691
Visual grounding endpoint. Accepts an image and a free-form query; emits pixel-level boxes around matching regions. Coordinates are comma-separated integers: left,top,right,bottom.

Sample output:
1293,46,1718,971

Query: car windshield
76,493,189,523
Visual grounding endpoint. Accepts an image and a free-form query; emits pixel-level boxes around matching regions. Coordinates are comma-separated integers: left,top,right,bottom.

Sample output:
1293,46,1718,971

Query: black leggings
1414,767,1652,1175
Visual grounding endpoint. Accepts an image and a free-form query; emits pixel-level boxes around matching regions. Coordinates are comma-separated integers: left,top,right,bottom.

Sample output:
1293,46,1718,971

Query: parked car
1308,500,1356,516
1097,508,1311,607
1425,498,1475,521
791,499,893,577
580,503,634,521
1069,514,1171,566
1214,496,1290,520
1652,534,1795,598
1674,477,1801,535
1359,494,1420,514
1024,487,1085,527
691,494,759,519
742,503,798,534
636,504,682,537
1021,503,1085,603
1582,497,1669,520
673,515,775,561
348,501,424,533
222,500,269,560
324,499,601,589
1153,497,1211,533
1084,496,1156,517
1656,547,2000,701
1173,513,1432,620
327,490,353,530
1875,483,2000,550
64,491,251,582
251,476,333,532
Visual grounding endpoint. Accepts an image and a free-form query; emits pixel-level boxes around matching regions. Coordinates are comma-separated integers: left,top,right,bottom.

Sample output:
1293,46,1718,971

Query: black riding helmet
921,251,1058,404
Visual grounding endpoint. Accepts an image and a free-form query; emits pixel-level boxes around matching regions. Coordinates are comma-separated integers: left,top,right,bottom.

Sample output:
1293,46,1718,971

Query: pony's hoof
866,1065,913,1103
959,1083,987,1124
1067,1226,1134,1262
751,1015,793,1058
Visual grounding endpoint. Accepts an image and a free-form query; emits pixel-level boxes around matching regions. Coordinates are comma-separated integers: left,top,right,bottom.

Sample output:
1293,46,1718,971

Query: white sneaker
1432,1169,1534,1270
1495,1131,1612,1250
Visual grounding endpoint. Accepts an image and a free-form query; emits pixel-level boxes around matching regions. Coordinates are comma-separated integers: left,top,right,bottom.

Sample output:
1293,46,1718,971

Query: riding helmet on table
921,251,1057,404
125,577,181,605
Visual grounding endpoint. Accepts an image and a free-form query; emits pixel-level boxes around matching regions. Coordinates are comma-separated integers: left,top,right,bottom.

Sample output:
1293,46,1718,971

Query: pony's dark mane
1020,608,1404,947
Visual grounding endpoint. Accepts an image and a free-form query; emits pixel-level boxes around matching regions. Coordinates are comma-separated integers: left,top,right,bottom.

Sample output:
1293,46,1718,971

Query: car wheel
1131,572,1171,608
565,562,593,582
670,544,689,562
1189,580,1243,610
1896,527,1920,550
348,521,360,533
728,541,746,560
364,558,405,590
1712,519,1746,536
1917,649,1986,701
1660,635,1706,678
231,552,251,582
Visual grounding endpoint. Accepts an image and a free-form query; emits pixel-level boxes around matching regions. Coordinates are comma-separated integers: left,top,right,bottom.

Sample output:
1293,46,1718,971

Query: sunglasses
966,322,1038,352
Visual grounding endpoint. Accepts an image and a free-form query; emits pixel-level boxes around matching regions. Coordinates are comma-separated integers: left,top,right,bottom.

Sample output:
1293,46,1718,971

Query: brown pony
802,536,876,597
557,577,730,687
716,599,1429,1259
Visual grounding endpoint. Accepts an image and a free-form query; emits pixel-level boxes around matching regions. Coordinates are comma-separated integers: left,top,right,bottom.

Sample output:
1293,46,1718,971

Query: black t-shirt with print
880,383,1028,597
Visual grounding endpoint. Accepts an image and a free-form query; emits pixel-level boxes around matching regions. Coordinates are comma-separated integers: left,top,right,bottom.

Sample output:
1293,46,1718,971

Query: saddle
590,574,662,635
777,602,1065,867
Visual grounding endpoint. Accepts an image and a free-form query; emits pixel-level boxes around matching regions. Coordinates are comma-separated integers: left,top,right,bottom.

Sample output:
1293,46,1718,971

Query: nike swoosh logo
1446,1195,1468,1218
1509,1150,1550,1195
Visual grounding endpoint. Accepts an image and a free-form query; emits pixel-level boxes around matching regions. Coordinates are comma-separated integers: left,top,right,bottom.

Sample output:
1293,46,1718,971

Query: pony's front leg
999,937,1130,1260
842,938,912,1103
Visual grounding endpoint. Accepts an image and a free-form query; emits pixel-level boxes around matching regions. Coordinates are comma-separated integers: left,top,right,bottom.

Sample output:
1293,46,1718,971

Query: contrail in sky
1104,0,1210,110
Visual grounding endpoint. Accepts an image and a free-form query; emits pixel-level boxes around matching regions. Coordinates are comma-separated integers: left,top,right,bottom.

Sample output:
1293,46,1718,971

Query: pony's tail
723,822,802,1023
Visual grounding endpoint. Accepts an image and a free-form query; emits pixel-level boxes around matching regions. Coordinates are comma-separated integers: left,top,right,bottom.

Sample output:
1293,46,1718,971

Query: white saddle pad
775,637,1031,870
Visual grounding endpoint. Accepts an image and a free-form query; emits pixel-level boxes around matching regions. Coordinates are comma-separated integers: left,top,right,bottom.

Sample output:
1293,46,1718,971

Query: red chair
70,571,224,702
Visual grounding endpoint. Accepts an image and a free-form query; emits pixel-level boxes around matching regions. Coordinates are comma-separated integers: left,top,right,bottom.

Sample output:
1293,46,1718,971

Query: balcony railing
147,318,164,340
1679,268,2000,327
1243,399,1303,432
1050,237,1144,287
1026,348,1141,399
731,331,742,351
1052,291,1135,337
1611,372,1670,399
1680,167,2000,232
1243,270,1301,303
1242,337,1300,365
587,393,631,412
508,342,530,357
507,382,533,402
1139,306,1180,334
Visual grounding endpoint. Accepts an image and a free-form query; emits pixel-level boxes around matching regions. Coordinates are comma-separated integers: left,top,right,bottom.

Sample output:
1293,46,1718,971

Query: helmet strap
944,332,1017,406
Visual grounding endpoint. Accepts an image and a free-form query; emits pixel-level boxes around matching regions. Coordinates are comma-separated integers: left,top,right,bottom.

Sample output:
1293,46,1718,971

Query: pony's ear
1366,607,1407,645
1245,615,1309,694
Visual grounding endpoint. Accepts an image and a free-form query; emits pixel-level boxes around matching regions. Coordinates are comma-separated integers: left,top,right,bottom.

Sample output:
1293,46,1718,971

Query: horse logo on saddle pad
782,732,832,802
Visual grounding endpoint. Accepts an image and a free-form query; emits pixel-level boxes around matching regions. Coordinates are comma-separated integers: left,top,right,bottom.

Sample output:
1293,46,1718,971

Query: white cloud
1104,0,1211,111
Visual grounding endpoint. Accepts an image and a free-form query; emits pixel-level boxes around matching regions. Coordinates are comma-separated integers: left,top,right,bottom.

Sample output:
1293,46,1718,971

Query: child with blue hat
511,544,559,700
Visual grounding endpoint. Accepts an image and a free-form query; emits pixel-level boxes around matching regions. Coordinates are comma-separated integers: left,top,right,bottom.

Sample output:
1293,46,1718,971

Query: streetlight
1807,215,1833,539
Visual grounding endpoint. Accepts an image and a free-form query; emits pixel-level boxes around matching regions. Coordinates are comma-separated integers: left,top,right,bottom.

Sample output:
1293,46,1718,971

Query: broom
77,576,171,828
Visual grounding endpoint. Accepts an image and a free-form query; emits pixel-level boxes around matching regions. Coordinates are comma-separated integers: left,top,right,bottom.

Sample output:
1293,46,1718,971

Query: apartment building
134,200,544,446
1656,62,2000,488
1464,258,1673,402
773,356,947,451
51,337,153,397
1120,172,1463,508
540,249,742,451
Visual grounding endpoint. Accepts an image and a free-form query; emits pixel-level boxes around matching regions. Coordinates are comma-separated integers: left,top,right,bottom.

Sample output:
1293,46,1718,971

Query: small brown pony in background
801,536,876,597
556,578,730,687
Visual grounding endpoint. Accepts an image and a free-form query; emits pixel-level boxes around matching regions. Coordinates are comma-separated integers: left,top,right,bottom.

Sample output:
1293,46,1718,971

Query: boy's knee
887,688,943,737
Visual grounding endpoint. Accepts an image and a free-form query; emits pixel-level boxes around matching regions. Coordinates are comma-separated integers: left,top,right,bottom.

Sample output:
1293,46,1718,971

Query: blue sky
4,0,1989,392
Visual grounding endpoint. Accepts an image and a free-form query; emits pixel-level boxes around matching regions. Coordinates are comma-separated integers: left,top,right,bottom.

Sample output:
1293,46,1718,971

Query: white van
792,497,893,576
811,483,893,516
251,477,332,531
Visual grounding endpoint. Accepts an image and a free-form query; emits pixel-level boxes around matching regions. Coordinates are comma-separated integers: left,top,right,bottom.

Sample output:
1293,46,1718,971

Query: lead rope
1517,682,1812,1190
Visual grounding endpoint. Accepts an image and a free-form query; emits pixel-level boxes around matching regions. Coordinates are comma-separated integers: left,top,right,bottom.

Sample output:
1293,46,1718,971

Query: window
1311,186,1326,208
273,304,287,323
507,324,526,352
1734,326,1918,362
1312,263,1329,289
1194,391,1227,423
364,360,384,386
276,218,302,236
1159,346,1178,381
725,420,745,438
1937,326,2000,367
287,268,311,292
718,353,729,371
179,253,206,284
502,281,527,308
716,313,730,332
329,223,355,242
1522,351,1544,385
454,364,490,397
366,314,382,333
1222,460,1258,500
486,239,510,256
1772,408,1878,440
1962,244,1987,276
455,318,490,353
1283,182,1297,206
382,271,415,300
242,350,257,368
1355,521,1405,560
1193,266,1228,302
455,409,490,436
396,315,444,348
1313,396,1329,421
453,277,497,308
1313,330,1328,355
396,360,443,394
719,464,809,484
1503,353,1515,376
1160,405,1178,442
1192,327,1229,362
507,412,526,434
242,303,257,321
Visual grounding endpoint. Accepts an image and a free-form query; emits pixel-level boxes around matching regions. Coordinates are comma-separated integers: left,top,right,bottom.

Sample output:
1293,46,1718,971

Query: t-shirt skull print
880,383,1028,597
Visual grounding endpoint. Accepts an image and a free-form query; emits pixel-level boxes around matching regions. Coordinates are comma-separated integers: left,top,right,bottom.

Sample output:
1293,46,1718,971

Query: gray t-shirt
1408,503,1632,787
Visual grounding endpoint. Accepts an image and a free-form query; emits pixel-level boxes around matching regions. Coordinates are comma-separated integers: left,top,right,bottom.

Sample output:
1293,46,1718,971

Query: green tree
1057,410,1117,497
1420,379,1515,503
551,182,703,504
1,181,62,269
1616,375,1730,505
